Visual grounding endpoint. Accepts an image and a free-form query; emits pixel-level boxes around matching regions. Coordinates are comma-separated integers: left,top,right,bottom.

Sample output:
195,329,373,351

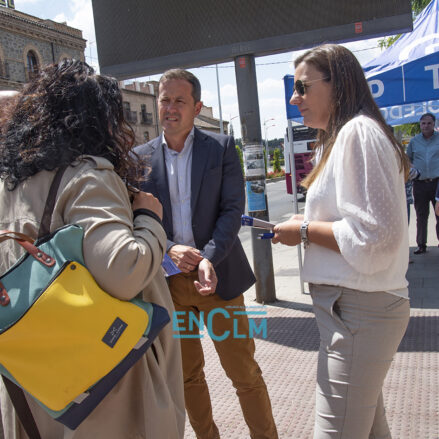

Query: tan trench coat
0,156,185,439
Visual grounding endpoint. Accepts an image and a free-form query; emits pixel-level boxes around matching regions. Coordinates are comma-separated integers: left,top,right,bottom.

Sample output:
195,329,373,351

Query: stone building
0,3,86,91
196,105,228,134
120,81,160,145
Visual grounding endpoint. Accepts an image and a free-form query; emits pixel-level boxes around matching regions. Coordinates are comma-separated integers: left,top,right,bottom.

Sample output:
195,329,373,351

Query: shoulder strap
38,165,68,238
3,165,68,439
2,377,41,439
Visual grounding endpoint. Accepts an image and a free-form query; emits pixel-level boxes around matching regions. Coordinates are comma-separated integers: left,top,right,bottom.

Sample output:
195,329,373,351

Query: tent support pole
287,119,307,295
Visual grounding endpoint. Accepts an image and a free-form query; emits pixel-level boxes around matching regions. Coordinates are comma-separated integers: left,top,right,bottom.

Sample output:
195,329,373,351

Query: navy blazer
134,128,256,300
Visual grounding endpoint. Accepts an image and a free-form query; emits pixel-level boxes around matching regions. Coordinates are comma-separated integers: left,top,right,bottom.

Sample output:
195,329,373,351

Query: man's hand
435,200,439,217
168,245,203,273
194,258,217,296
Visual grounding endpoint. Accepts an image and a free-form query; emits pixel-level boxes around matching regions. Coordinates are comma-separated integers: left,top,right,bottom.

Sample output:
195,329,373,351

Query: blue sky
14,0,396,140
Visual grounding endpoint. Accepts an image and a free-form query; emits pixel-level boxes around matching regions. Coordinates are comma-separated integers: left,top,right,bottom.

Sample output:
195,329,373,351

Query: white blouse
303,114,409,297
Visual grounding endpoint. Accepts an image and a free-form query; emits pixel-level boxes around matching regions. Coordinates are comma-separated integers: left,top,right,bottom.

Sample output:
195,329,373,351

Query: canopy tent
284,0,439,126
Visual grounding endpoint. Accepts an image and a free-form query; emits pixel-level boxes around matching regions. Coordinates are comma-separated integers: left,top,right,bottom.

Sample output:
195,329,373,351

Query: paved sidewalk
0,192,436,438
184,205,439,438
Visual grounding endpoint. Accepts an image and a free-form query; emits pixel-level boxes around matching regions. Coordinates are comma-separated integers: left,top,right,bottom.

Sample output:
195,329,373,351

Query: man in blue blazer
135,69,277,439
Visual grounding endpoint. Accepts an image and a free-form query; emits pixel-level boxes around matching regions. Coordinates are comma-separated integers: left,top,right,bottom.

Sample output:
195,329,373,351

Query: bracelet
300,220,310,248
133,208,163,226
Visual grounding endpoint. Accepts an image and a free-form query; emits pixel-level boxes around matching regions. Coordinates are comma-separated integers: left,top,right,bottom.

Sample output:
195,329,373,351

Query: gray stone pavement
184,200,439,438
0,189,437,439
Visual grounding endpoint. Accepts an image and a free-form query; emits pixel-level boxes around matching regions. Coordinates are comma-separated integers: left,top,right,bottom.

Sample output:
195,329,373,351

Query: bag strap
0,232,55,267
38,165,68,238
3,165,68,439
2,377,41,439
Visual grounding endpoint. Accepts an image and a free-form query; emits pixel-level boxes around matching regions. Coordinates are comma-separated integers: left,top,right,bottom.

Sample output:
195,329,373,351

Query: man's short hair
159,69,201,103
420,112,436,122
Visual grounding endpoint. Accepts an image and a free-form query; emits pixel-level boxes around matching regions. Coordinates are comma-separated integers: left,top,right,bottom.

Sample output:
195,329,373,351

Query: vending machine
284,125,317,195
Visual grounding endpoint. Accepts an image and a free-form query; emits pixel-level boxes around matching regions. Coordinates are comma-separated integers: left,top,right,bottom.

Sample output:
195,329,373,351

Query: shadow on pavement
407,245,439,309
267,299,313,312
399,315,439,352
251,313,439,352
253,316,319,350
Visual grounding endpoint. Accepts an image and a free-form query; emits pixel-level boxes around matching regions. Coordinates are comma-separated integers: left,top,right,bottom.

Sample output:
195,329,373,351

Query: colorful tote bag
0,167,170,432
0,224,170,430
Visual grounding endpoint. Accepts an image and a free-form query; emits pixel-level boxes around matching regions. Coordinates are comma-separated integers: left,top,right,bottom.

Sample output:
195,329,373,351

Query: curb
266,176,286,183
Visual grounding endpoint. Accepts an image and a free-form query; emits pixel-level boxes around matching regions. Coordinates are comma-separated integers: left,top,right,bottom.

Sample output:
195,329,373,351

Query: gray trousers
309,284,410,439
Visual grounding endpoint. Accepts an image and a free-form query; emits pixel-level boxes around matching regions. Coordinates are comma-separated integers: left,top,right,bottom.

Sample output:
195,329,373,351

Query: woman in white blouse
273,44,411,439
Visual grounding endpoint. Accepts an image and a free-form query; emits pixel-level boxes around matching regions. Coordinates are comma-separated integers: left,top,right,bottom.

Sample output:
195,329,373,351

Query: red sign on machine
355,22,363,34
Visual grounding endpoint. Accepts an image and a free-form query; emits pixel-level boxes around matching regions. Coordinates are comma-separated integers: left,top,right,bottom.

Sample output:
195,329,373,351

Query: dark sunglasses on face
293,77,330,96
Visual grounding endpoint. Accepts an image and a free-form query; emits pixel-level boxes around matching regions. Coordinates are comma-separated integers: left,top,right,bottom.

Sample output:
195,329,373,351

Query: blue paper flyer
162,253,181,277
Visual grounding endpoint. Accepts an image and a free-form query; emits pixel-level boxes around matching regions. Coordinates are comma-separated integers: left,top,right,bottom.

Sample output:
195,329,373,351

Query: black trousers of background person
413,178,439,248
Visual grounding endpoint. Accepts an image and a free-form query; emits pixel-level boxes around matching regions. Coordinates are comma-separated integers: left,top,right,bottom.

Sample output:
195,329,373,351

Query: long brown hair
296,44,410,189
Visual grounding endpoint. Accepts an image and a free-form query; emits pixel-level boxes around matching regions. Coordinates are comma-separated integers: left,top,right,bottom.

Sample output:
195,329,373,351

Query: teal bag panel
0,225,85,333
35,223,85,265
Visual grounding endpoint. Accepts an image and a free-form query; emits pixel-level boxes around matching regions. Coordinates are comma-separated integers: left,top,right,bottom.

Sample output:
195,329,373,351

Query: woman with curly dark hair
0,60,184,439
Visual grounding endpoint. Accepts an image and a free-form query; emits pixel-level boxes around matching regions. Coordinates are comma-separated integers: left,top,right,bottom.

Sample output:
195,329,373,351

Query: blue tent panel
381,100,439,125
284,75,300,120
284,73,439,126
363,0,439,75
368,51,439,108
284,0,439,126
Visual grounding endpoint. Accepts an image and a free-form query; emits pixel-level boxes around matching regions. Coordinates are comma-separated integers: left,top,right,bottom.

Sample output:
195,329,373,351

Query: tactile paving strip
183,304,439,439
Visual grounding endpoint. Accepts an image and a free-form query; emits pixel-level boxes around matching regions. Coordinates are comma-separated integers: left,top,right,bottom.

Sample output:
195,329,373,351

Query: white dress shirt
303,114,409,297
163,129,196,249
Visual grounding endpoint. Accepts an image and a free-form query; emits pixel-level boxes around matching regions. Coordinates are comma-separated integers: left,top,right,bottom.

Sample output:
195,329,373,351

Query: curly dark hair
0,59,147,190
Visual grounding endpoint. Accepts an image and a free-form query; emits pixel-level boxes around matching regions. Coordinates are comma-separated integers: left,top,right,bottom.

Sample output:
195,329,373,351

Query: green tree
273,148,282,173
378,0,430,50
267,138,284,149
235,145,244,177
412,0,431,16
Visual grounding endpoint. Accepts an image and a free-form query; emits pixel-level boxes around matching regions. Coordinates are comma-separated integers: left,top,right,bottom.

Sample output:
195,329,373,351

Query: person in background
435,179,439,216
135,68,278,439
388,124,415,225
406,113,439,254
406,167,421,224
0,60,184,439
273,44,410,439
405,167,420,264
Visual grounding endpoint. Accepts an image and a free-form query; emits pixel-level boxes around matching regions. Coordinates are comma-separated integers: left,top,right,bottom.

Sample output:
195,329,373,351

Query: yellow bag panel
0,262,148,410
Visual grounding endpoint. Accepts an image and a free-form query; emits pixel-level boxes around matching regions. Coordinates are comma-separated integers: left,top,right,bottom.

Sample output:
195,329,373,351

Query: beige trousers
169,272,278,439
309,284,410,439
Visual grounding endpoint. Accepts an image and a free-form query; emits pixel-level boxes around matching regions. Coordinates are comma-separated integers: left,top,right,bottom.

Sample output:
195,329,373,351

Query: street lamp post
229,114,239,136
216,64,224,135
87,41,95,66
263,118,275,172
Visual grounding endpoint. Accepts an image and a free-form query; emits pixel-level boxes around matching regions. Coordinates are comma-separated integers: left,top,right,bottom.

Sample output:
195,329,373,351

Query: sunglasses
293,77,330,96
